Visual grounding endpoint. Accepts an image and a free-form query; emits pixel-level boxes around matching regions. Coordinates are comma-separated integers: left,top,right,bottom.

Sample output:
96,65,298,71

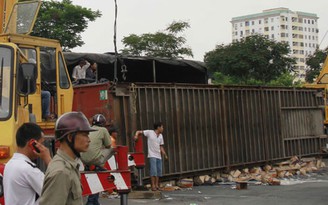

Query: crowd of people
3,109,168,205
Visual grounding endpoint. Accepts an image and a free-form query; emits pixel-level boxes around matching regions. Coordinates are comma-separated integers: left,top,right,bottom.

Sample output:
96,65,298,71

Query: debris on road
155,156,327,192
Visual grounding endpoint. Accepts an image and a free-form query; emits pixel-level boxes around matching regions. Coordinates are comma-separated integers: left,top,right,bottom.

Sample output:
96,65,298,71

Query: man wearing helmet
80,114,113,205
81,114,113,167
39,112,95,205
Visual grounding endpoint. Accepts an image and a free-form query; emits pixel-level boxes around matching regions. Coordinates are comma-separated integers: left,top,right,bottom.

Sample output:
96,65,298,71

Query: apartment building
231,8,319,81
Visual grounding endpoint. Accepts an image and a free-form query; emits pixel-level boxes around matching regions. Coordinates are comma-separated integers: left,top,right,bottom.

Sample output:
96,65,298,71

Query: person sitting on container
72,59,90,81
85,61,97,81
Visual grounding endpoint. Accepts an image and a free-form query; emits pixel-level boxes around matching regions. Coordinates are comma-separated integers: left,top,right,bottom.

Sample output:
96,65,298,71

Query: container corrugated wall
114,83,327,178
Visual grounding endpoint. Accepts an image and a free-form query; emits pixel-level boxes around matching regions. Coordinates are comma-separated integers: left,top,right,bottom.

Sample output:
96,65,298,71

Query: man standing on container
134,122,168,191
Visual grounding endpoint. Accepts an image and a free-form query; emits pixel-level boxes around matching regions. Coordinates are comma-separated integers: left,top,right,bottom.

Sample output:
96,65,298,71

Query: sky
70,0,328,61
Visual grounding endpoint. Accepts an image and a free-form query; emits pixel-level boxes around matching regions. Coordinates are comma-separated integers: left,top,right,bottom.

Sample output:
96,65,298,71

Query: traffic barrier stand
130,135,145,189
80,145,131,205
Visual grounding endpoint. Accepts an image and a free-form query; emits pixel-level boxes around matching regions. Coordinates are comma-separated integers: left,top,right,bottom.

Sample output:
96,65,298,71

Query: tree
121,21,193,58
31,0,101,51
305,47,328,83
204,35,296,85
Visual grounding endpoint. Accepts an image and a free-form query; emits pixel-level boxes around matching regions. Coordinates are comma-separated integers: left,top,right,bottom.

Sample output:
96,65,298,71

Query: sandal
45,114,56,121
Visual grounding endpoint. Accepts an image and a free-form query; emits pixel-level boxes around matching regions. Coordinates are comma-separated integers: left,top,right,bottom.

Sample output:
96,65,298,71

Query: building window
304,19,306,23
305,43,307,47
271,34,274,38
240,31,243,36
299,34,304,39
308,20,310,24
271,18,274,22
264,27,269,31
259,20,262,24
264,18,268,24
245,21,249,26
252,21,255,25
299,27,303,31
312,20,314,24
305,27,307,31
252,29,255,33
235,31,238,36
271,26,274,31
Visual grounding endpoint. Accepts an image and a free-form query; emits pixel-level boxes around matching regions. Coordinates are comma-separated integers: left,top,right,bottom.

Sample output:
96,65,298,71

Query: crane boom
0,0,17,33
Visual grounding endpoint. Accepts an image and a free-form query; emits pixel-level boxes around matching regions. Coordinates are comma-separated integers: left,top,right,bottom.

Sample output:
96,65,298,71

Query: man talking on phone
3,123,52,205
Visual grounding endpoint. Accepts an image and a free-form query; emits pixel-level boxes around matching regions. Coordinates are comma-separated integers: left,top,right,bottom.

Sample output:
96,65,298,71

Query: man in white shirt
134,122,168,191
72,59,90,81
4,123,52,205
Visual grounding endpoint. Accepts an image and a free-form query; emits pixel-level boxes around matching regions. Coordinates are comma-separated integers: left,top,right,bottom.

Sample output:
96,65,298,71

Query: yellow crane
304,55,328,127
0,0,73,163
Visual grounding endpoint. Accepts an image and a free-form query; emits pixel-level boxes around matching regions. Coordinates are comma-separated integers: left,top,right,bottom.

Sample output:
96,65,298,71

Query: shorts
149,157,162,177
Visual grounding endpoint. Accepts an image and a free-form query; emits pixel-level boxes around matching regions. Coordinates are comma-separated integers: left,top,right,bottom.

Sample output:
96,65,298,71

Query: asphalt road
93,160,328,205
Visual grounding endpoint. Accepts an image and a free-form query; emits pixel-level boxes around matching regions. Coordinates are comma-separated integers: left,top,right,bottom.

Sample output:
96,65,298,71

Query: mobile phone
29,140,40,153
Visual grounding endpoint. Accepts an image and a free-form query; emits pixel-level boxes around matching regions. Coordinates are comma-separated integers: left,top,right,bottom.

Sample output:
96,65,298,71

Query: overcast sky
70,0,328,61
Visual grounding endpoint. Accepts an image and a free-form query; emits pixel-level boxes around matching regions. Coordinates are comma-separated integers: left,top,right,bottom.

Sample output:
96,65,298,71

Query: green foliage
121,21,193,58
204,35,296,85
212,71,297,87
31,0,101,51
267,72,299,87
305,47,328,83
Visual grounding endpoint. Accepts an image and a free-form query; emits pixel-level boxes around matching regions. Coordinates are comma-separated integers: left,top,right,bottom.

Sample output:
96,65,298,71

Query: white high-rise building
231,8,319,81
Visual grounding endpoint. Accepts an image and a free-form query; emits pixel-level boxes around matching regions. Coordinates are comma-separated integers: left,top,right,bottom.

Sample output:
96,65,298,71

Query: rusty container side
72,83,114,124
112,83,326,179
